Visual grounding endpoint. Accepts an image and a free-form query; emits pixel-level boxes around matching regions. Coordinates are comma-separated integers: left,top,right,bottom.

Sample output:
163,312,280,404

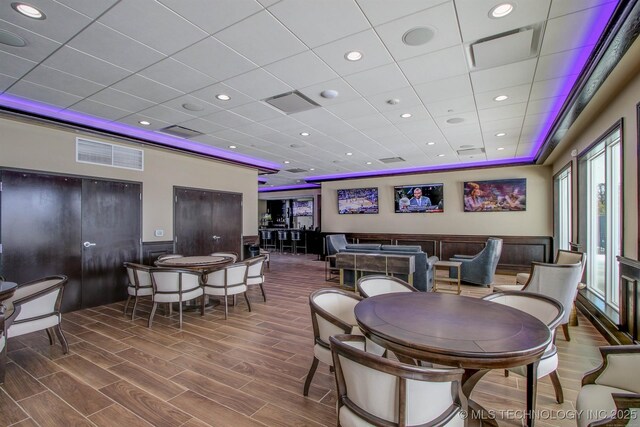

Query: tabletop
155,255,232,269
0,281,18,302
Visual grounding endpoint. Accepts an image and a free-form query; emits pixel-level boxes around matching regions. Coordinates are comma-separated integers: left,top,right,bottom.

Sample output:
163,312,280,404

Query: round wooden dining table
355,292,551,427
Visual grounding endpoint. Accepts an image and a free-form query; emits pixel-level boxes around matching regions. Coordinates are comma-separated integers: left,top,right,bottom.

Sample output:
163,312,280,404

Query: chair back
326,234,348,256
246,255,266,279
290,230,301,241
521,262,582,325
309,289,360,345
555,250,586,278
356,275,417,298
150,269,201,295
210,252,238,263
204,263,248,289
277,230,287,240
330,334,465,426
124,262,152,290
260,229,272,240
483,291,564,330
4,276,67,322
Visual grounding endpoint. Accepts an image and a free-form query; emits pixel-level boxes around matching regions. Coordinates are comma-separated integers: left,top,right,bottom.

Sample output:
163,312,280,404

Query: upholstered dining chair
259,248,270,270
482,291,565,403
209,252,238,263
201,262,250,320
0,303,14,384
330,334,466,427
3,275,69,354
245,255,267,302
123,262,153,320
356,275,417,298
576,345,640,427
148,268,203,328
449,237,503,286
513,249,586,287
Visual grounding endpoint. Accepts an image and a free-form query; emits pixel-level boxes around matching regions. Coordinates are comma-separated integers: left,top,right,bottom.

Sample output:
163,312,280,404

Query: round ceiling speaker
0,29,27,47
402,27,435,46
446,117,465,124
320,89,339,99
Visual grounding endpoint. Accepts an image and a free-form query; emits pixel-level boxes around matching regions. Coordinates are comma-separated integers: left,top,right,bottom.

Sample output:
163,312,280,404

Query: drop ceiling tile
0,73,17,92
343,113,390,131
356,0,447,26
326,98,379,120
529,74,578,100
264,50,338,89
215,10,307,66
435,111,479,129
414,74,473,104
479,116,524,132
158,0,264,34
224,68,292,100
190,82,254,109
516,142,535,157
395,118,439,135
234,122,276,137
205,110,254,128
112,74,183,104
525,96,563,116
231,101,284,122
548,0,617,18
172,37,257,81
313,29,394,76
88,82,157,111
0,20,62,63
470,58,536,93
269,0,370,48
361,125,405,140
68,23,164,72
374,2,460,61
398,45,468,85
42,46,131,86
0,50,36,79
366,86,422,112
259,115,305,133
68,99,132,121
382,106,431,123
541,3,617,55
477,103,527,122
425,95,476,117
100,0,207,55
344,63,409,97
0,1,90,43
138,104,195,124
177,117,226,134
139,58,216,94
293,109,355,136
454,0,551,42
24,65,104,97
474,84,531,109
535,45,594,82
482,128,521,145
161,94,221,118
298,78,361,106
54,0,119,18
118,114,171,131
8,80,81,108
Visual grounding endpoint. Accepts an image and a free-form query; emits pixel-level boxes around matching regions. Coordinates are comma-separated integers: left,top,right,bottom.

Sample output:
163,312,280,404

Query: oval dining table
355,292,551,427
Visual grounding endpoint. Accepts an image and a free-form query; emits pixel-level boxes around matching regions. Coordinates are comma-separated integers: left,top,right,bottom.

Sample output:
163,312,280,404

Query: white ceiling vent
467,24,544,70
456,147,485,156
159,125,203,138
378,156,405,164
285,168,307,173
76,138,144,171
263,91,320,114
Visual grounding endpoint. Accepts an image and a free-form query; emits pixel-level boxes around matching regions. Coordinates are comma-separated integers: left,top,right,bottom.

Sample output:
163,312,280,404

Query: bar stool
260,230,276,251
290,230,306,254
277,230,291,253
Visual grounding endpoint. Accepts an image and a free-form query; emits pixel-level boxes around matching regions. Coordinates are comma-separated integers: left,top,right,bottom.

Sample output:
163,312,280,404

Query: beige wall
321,164,552,236
0,117,259,242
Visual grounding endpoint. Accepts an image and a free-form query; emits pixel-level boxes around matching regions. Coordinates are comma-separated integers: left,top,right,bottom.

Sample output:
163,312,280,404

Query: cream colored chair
576,345,640,427
356,275,417,298
245,255,267,302
511,249,586,287
330,334,466,426
4,275,69,354
0,303,13,383
259,248,270,270
201,262,250,320
148,268,203,329
209,252,238,263
483,291,565,403
123,262,153,320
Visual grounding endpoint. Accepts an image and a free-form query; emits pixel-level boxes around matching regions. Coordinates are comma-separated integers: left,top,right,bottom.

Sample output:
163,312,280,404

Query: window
578,123,622,315
554,164,572,252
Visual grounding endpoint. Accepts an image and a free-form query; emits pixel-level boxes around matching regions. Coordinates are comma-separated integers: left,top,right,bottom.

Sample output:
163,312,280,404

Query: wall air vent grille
76,138,144,171
378,157,405,164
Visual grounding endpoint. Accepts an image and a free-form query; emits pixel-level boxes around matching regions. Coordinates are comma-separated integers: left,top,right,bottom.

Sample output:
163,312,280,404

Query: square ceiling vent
457,147,485,156
263,91,320,114
159,125,203,138
468,24,543,70
378,157,405,164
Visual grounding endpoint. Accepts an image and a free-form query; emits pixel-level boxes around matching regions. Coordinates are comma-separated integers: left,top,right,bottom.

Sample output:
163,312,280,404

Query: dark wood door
0,171,83,312
81,180,141,308
174,188,242,256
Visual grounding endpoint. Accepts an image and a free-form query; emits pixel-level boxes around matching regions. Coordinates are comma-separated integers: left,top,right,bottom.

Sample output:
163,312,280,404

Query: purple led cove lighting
530,0,619,156
305,157,534,182
259,183,320,192
0,93,282,172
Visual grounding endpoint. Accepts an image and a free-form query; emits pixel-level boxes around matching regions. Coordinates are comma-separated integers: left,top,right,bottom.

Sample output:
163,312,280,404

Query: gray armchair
325,234,348,256
449,237,503,286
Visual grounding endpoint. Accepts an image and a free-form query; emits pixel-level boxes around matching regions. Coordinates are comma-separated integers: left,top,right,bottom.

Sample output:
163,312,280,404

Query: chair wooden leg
244,292,252,312
123,295,132,316
562,323,570,341
148,302,158,328
549,370,564,403
54,324,69,354
259,283,267,302
131,297,139,321
303,357,319,396
45,328,55,345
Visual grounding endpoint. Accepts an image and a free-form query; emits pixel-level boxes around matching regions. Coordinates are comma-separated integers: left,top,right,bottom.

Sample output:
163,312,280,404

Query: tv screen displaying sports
337,188,379,214
394,183,444,213
292,200,313,216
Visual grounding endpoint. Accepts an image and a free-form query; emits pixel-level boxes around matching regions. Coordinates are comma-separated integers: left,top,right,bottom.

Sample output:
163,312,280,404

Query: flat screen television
292,200,313,216
337,187,379,214
394,183,444,213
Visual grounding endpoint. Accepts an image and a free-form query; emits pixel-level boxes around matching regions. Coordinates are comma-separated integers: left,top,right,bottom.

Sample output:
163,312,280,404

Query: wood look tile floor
1,253,608,427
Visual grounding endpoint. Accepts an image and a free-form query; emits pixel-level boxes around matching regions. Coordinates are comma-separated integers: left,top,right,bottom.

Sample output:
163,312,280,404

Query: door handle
212,235,221,240
83,241,97,248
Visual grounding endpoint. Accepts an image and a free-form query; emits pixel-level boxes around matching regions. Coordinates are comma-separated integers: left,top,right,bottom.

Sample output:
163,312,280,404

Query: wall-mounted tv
463,178,526,212
292,200,313,216
394,184,444,213
337,188,379,214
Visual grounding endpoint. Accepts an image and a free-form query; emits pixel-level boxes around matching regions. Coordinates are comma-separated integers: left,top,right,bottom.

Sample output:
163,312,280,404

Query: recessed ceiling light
228,145,236,149
490,3,514,18
12,3,45,19
346,152,353,156
216,94,230,101
300,132,310,136
284,160,290,164
400,113,412,118
427,142,436,146
437,154,445,157
366,161,372,165
494,95,509,101
497,147,505,151
138,120,151,126
495,132,507,137
402,27,435,46
310,168,315,171
345,51,363,61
